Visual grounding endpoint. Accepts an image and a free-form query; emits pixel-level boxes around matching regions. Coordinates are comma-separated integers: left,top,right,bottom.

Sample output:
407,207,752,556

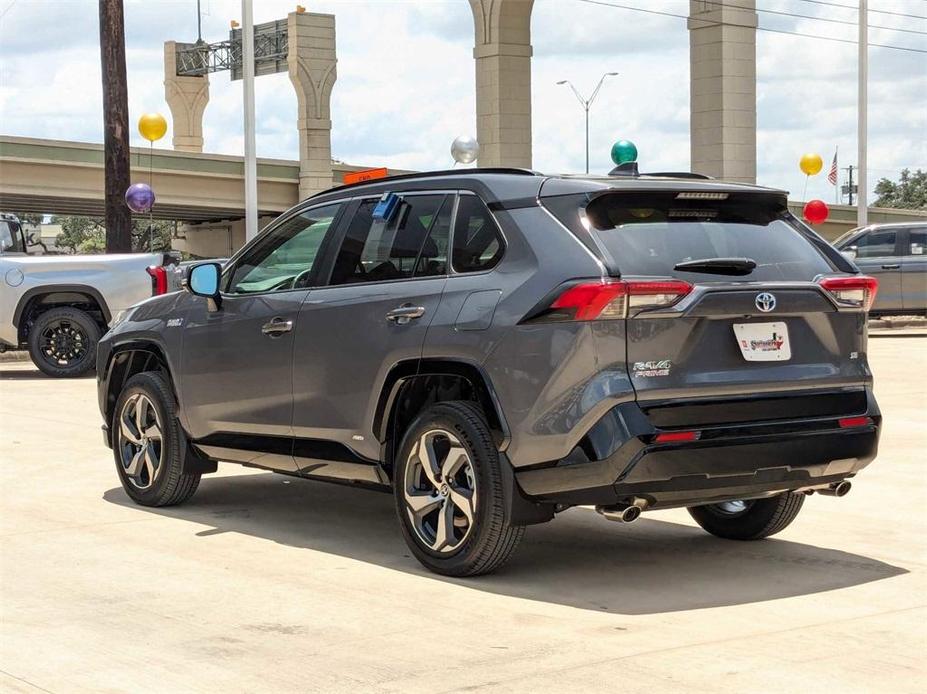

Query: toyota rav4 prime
97,168,881,576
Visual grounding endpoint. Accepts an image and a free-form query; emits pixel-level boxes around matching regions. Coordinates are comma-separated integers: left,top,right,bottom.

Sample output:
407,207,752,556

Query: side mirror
840,246,858,261
184,262,222,310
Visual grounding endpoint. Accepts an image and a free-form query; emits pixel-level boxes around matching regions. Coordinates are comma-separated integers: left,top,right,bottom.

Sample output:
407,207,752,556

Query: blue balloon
125,183,155,213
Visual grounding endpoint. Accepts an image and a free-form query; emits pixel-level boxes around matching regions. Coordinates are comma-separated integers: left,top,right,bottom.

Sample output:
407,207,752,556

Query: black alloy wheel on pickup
27,307,102,378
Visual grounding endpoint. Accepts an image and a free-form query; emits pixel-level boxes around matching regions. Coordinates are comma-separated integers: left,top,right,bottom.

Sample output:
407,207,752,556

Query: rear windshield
543,192,834,281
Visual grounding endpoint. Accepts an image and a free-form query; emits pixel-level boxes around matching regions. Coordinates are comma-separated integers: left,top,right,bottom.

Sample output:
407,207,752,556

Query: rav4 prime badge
633,360,672,377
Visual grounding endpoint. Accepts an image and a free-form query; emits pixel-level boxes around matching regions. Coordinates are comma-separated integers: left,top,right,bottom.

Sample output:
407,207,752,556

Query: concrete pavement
1,337,925,692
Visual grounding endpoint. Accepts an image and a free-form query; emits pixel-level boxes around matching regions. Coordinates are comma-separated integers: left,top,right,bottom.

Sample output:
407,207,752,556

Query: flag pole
835,145,839,205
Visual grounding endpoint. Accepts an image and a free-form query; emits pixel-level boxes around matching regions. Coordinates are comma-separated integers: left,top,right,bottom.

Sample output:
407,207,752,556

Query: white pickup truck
1,214,176,377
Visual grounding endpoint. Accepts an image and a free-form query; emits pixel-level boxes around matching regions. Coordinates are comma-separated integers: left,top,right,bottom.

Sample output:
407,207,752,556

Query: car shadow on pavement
103,471,906,615
0,367,93,380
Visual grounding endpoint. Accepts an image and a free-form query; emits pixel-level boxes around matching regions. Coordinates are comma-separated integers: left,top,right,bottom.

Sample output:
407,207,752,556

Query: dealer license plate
733,322,791,362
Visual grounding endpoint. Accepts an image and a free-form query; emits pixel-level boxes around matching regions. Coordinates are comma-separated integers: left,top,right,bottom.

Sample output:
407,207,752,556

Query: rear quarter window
545,192,834,281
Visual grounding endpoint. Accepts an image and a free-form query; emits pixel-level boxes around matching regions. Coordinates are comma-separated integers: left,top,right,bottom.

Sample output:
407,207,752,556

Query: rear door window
546,192,833,281
906,228,926,256
452,195,505,273
855,230,898,258
328,194,452,286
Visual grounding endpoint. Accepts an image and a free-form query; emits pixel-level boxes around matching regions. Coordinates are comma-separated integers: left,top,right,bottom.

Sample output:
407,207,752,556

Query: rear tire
393,401,524,577
688,492,805,540
112,372,200,507
27,307,101,378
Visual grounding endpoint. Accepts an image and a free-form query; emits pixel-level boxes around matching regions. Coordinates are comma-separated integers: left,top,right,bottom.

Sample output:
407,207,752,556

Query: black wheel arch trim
13,284,112,330
374,358,512,449
101,338,184,444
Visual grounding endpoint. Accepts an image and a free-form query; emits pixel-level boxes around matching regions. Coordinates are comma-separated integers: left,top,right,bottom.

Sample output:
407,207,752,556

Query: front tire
393,401,524,577
28,307,101,377
688,492,805,540
112,372,200,507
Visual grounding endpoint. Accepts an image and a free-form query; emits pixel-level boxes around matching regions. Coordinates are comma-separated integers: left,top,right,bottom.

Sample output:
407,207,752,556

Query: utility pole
98,0,132,253
242,0,258,242
844,165,855,206
857,0,868,226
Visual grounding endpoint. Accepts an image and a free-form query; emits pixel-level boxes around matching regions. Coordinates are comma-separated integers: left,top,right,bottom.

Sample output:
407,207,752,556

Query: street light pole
557,72,618,174
857,0,868,227
242,0,258,242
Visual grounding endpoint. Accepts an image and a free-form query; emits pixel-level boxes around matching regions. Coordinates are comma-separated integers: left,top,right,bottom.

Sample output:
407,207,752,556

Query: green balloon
611,139,638,165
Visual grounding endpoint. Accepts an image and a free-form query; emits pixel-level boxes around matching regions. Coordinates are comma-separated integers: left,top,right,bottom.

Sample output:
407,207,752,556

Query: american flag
827,150,838,186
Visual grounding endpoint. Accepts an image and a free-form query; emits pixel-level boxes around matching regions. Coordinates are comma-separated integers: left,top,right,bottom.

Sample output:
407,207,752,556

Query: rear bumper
515,389,881,509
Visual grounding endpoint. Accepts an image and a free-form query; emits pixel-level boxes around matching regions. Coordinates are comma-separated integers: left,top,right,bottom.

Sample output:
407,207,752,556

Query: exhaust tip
596,498,648,523
816,480,852,497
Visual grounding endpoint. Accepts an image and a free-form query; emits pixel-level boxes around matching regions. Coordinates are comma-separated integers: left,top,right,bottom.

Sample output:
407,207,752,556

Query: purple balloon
125,183,155,213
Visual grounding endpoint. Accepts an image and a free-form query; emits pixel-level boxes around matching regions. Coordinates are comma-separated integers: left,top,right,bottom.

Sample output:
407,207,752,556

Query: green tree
873,169,927,210
53,215,174,254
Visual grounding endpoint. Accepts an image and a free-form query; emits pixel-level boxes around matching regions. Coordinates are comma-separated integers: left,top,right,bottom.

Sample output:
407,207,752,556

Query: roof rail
309,167,541,198
642,171,713,180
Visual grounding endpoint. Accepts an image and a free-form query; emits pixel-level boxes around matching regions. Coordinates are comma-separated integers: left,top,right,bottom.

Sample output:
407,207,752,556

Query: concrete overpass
4,133,925,254
0,135,405,224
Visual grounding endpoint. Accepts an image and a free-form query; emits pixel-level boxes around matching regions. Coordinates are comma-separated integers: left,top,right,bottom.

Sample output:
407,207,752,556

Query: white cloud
0,0,923,204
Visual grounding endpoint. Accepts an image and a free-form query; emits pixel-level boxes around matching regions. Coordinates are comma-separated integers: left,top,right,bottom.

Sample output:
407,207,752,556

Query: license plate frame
733,321,792,362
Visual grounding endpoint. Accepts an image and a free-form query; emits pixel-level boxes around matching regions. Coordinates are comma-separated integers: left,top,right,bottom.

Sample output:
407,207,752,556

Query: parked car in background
834,222,927,317
98,168,882,577
0,213,29,255
0,225,178,376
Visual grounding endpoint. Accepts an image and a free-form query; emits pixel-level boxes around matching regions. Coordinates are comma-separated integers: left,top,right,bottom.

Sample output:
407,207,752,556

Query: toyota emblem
755,292,777,313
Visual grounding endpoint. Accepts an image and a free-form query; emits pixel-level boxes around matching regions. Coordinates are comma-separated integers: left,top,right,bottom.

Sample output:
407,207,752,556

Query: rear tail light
531,279,692,322
819,275,878,311
147,265,168,295
654,430,700,443
838,416,874,429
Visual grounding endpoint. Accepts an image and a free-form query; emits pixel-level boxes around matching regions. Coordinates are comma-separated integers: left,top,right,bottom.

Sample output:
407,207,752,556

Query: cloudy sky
0,0,924,203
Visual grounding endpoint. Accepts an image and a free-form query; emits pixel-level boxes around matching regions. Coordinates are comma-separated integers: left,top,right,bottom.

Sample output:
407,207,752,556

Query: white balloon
451,135,480,165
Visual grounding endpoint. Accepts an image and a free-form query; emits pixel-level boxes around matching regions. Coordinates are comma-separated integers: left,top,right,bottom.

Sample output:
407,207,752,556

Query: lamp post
557,72,618,174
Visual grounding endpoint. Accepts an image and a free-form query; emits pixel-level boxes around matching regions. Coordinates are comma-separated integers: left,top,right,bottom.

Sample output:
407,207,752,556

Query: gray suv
98,168,882,576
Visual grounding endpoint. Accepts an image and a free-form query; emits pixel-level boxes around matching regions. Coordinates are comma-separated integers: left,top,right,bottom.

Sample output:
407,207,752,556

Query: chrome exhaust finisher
596,497,649,523
815,480,852,497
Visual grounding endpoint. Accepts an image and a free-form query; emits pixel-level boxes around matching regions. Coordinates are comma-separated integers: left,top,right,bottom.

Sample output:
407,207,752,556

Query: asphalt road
1,336,925,693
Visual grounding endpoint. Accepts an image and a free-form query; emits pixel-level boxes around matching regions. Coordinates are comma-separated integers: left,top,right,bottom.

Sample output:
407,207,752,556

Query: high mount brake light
534,279,692,322
147,266,168,296
819,275,878,311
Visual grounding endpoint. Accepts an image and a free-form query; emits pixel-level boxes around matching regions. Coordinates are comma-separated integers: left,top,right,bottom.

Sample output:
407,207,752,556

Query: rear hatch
541,187,875,423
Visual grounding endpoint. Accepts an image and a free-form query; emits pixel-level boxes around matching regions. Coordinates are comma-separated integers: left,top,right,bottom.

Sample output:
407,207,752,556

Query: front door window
226,203,342,294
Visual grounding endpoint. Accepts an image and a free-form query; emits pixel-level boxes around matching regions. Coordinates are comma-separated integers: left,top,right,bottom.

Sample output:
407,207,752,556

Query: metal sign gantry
174,19,288,81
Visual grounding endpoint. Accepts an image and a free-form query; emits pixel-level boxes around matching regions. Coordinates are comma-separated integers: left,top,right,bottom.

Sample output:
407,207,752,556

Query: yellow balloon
138,113,168,142
800,152,823,176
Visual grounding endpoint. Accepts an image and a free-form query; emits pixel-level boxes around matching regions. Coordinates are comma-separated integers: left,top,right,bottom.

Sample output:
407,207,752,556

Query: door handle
881,264,901,269
385,305,426,325
261,317,293,336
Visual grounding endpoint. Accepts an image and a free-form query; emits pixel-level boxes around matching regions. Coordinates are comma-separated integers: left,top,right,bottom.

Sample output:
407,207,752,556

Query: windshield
544,192,834,281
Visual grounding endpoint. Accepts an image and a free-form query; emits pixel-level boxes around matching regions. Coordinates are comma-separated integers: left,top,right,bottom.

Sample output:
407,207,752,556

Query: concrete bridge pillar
287,10,337,200
688,0,758,183
468,0,534,168
163,41,209,153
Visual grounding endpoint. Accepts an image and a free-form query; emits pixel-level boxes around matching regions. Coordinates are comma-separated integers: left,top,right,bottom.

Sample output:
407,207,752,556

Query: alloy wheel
403,429,477,554
39,319,87,367
117,393,164,489
709,499,754,516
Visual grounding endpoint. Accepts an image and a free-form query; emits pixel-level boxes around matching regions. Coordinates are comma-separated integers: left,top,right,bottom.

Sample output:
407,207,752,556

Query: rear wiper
673,257,757,276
